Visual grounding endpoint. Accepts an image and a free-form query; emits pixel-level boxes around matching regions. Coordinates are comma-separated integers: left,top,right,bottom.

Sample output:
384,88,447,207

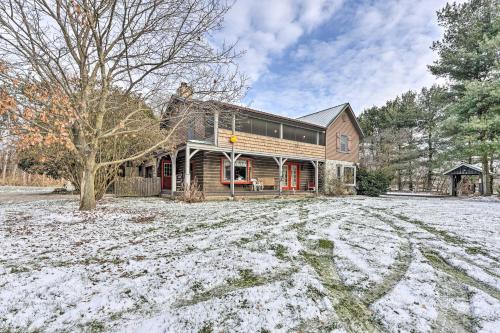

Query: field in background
0,189,499,332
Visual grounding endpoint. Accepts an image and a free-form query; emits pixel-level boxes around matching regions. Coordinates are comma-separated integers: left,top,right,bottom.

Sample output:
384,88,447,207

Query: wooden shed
443,163,483,196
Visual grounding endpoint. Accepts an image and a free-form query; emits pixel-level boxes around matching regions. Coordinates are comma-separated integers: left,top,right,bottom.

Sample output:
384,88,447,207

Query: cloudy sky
216,0,451,117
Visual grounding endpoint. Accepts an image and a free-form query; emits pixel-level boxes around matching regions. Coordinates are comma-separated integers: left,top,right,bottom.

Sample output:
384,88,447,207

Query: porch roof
185,141,326,162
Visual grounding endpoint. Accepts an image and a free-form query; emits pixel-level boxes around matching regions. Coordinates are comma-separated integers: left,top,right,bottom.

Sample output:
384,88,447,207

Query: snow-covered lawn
0,192,499,333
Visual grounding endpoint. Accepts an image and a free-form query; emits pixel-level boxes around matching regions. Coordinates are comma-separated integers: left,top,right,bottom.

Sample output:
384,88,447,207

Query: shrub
356,168,391,197
324,179,349,196
180,177,205,203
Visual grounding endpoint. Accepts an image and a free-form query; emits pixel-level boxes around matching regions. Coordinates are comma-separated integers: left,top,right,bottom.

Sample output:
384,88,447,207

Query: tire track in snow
361,204,499,331
357,207,413,306
295,201,386,333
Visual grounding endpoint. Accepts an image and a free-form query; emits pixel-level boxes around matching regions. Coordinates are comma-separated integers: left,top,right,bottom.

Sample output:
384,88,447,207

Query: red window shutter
347,135,352,152
336,133,341,152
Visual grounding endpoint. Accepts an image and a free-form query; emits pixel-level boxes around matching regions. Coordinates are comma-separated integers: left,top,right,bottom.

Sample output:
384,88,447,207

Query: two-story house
153,92,364,197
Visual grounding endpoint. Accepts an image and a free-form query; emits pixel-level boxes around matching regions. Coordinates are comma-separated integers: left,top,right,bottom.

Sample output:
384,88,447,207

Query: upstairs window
282,125,317,144
318,132,326,146
339,134,349,153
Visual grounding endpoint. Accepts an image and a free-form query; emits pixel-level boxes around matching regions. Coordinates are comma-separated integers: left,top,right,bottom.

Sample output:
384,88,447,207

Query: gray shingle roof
296,103,348,127
443,163,483,175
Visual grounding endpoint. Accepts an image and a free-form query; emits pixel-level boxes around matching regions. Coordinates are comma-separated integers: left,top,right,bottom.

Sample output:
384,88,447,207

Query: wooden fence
114,177,161,197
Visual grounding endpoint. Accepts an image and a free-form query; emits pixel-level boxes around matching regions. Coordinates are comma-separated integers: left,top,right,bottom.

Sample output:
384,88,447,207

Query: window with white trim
343,166,355,185
223,159,251,182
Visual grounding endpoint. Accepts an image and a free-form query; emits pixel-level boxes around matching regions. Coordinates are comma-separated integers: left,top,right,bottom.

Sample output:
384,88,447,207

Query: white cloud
217,0,344,81
221,0,451,117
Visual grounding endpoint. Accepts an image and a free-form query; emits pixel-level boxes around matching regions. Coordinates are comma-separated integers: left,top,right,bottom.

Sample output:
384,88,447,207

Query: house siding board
217,129,325,159
325,110,360,163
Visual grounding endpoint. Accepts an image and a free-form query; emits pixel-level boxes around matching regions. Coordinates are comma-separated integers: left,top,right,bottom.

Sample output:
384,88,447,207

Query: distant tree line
358,0,499,195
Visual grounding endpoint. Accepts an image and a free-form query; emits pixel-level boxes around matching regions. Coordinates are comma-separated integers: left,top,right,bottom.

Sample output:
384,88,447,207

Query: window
319,132,326,146
344,166,355,185
236,116,281,138
222,159,252,183
267,121,280,138
163,163,172,177
295,127,317,144
221,113,322,144
251,117,267,136
340,134,349,152
337,165,342,180
283,124,318,144
236,116,251,133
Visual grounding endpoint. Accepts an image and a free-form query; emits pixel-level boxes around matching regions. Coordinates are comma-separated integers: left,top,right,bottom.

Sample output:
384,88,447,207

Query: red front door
282,163,300,190
161,160,172,190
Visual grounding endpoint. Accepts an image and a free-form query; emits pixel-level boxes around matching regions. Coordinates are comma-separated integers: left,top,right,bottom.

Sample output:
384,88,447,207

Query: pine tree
417,85,450,191
429,0,499,195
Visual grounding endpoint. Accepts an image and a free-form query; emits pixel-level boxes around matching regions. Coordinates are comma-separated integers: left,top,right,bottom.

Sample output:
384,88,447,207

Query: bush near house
356,168,391,197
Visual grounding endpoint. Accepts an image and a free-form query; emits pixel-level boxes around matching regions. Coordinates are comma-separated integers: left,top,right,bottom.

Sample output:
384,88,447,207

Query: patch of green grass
8,266,30,274
465,246,488,256
318,239,334,250
232,269,260,288
270,243,287,260
394,213,464,245
191,281,203,293
422,249,500,300
87,320,105,333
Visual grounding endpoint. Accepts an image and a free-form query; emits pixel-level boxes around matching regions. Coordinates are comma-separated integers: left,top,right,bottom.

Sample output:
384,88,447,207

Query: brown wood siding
202,152,316,192
325,110,360,163
218,129,325,159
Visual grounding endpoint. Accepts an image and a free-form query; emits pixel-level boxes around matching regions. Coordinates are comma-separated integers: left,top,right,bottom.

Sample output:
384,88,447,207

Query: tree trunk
408,162,414,191
489,156,494,195
481,155,491,196
2,151,9,182
426,133,433,191
397,169,402,191
80,160,97,210
12,162,18,179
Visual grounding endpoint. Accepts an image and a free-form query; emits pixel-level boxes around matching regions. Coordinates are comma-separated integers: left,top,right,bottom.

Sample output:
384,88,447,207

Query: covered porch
157,142,324,198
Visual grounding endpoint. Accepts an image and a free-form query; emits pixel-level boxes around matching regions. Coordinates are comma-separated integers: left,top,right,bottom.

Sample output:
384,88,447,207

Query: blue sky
216,0,452,117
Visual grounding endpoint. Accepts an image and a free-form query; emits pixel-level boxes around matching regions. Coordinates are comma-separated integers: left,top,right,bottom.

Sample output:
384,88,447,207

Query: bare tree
0,0,245,210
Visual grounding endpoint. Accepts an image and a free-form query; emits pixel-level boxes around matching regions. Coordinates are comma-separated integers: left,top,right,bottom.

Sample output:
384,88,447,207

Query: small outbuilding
443,163,483,196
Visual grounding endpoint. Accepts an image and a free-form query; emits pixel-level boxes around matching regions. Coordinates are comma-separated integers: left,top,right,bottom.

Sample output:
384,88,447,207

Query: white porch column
223,152,241,198
279,157,283,196
311,160,319,195
273,157,287,196
170,150,178,195
353,164,357,187
185,145,191,189
231,113,236,197
214,110,219,146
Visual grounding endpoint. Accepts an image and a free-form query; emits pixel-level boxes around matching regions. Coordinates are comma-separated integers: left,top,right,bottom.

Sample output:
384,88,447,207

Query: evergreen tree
429,0,499,195
417,85,450,191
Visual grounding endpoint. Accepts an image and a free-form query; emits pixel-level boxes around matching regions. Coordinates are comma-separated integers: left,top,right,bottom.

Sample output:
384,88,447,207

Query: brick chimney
177,82,193,98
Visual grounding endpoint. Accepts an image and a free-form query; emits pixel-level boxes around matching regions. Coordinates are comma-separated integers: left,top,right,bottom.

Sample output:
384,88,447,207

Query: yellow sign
230,135,238,143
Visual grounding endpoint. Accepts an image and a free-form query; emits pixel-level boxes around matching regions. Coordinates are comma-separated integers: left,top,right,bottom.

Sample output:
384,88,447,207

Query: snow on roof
443,163,483,175
296,103,348,127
